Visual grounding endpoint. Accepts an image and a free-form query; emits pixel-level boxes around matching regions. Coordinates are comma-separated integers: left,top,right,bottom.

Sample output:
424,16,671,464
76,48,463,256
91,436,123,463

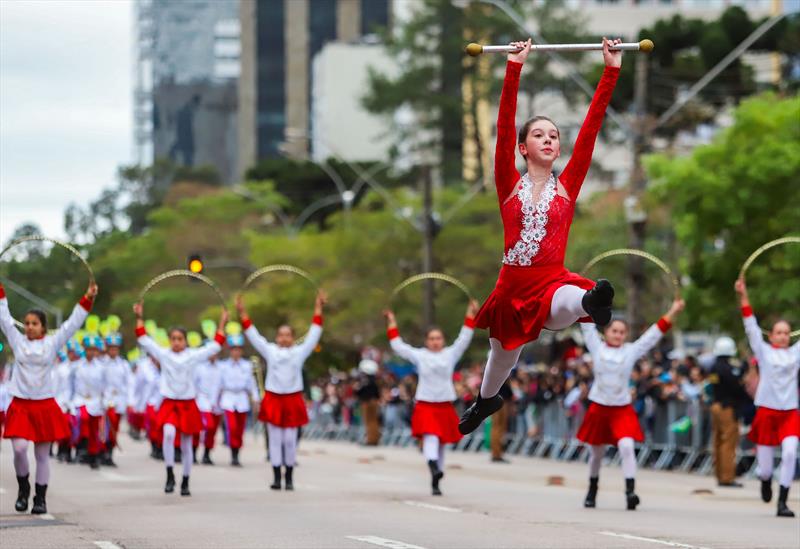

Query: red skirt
748,407,800,446
3,397,71,442
157,398,203,435
258,391,308,427
476,263,594,350
411,401,462,444
576,402,644,446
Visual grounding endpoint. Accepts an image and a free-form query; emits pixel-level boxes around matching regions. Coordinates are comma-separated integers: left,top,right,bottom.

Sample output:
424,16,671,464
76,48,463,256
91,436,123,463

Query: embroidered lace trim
502,172,556,266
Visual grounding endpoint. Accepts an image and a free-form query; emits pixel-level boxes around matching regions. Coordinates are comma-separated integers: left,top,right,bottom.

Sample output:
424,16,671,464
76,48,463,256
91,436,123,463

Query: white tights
422,435,446,467
162,424,193,477
757,436,798,487
12,439,50,485
589,437,637,479
267,423,298,467
480,285,587,398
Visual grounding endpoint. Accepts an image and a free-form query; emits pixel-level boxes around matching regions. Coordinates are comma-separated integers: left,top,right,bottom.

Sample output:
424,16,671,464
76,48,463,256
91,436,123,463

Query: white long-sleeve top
72,358,106,416
136,328,224,400
103,356,131,410
0,291,91,400
133,356,162,410
388,321,475,403
219,358,259,412
53,359,75,412
581,319,670,406
194,360,222,413
244,317,323,394
743,309,800,410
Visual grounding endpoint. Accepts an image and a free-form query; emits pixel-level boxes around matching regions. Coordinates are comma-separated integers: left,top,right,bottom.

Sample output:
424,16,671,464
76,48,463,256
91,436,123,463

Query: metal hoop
390,272,473,302
243,264,318,290
0,236,95,285
138,270,227,308
581,248,681,298
739,236,800,338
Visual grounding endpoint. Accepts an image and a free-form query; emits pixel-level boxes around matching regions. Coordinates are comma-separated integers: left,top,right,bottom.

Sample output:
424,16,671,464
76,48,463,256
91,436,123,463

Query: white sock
479,338,523,398
757,445,775,481
267,423,283,467
618,437,637,479
779,436,798,488
12,438,30,477
544,284,587,331
163,424,177,467
34,443,50,485
282,427,298,467
589,445,604,478
180,434,193,477
422,435,439,463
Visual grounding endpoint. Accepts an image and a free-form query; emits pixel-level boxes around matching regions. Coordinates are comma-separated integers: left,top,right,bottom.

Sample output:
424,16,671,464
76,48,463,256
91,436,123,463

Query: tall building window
361,0,389,36
257,0,286,158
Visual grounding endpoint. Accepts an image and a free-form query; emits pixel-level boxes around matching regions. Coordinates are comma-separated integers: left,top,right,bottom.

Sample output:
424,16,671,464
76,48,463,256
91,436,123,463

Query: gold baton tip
639,39,654,53
465,43,483,56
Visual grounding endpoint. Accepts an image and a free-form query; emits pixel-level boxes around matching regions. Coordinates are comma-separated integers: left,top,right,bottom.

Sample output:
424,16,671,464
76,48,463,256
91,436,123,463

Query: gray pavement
1,433,798,549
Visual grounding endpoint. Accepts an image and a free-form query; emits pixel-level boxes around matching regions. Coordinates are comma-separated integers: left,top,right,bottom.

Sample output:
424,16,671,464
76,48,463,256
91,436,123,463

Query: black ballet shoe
89,454,100,470
625,478,640,511
180,476,191,497
231,448,242,467
761,478,773,503
31,484,48,515
428,460,444,496
584,477,598,508
458,393,505,435
777,485,795,517
285,466,295,491
202,449,214,465
270,466,282,490
165,466,176,494
582,279,615,327
15,475,30,512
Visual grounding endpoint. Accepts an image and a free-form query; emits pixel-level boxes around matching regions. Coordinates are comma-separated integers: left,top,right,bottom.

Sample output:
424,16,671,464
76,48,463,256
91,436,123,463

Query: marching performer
236,290,326,491
54,345,77,462
219,334,259,467
460,38,624,435
194,351,222,465
0,281,97,514
384,300,479,495
102,333,130,466
577,298,684,510
735,278,799,518
132,301,227,496
73,335,107,470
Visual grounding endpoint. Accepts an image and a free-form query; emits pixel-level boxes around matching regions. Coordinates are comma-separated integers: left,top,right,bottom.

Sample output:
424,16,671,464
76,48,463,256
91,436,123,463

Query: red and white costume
194,359,222,450
244,315,322,468
73,356,106,457
219,357,259,451
53,355,76,448
102,355,131,450
741,306,800,488
136,355,162,446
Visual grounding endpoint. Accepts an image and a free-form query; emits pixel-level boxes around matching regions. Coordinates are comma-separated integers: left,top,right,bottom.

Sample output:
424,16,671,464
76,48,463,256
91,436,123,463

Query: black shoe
777,485,795,517
31,484,48,515
180,476,191,497
491,457,510,464
15,475,30,512
285,466,294,491
231,448,242,467
428,460,444,496
582,279,615,327
761,478,773,503
165,466,176,494
270,466,282,490
458,394,505,435
101,450,117,467
56,446,66,463
89,455,100,470
717,481,743,488
584,477,599,508
202,449,214,465
625,478,640,511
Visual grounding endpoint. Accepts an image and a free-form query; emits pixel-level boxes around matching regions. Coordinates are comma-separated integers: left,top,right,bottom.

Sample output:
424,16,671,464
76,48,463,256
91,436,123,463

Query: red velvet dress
475,61,620,350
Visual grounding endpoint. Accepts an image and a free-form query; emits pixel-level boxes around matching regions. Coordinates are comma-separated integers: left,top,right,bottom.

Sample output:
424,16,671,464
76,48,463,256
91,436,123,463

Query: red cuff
464,317,476,329
656,317,672,333
241,317,252,330
0,284,5,299
387,327,399,340
78,295,94,312
135,326,146,338
312,314,323,326
741,305,754,318
604,65,621,75
214,332,226,346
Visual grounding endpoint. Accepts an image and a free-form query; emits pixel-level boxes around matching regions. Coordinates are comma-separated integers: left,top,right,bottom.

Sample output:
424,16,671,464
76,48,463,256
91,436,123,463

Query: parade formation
0,29,798,549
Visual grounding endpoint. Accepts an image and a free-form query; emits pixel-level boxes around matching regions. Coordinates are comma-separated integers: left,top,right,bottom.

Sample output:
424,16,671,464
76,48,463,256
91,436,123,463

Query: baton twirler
465,39,654,56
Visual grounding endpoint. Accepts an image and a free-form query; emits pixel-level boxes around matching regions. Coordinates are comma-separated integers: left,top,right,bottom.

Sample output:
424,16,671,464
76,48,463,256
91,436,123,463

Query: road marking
0,487,6,494
347,535,427,549
402,500,461,513
37,513,56,521
99,471,142,482
94,542,123,549
599,531,710,549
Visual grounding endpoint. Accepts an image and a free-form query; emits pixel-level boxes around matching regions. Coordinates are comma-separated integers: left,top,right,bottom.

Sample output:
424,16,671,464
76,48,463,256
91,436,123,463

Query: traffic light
188,253,204,275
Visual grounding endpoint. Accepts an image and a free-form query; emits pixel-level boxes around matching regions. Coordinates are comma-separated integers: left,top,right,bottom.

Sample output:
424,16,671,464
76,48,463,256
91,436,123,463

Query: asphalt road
1,432,798,549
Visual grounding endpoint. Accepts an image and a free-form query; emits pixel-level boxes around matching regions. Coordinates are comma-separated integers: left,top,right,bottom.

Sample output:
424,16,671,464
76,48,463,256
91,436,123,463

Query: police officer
708,336,751,487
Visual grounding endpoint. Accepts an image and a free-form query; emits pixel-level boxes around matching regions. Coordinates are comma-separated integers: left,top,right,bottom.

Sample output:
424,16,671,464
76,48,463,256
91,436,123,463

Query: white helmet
713,336,737,358
358,359,379,375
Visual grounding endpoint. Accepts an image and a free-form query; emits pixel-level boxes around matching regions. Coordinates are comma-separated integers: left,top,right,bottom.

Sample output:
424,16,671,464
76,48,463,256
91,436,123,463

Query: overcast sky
0,0,133,243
